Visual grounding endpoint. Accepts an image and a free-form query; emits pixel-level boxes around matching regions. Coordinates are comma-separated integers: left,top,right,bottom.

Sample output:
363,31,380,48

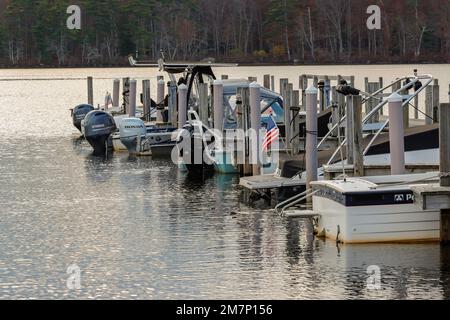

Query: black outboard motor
176,122,215,175
72,104,94,132
82,110,117,156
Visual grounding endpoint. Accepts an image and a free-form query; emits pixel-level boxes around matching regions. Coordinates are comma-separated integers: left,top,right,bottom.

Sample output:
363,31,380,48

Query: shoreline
0,61,449,70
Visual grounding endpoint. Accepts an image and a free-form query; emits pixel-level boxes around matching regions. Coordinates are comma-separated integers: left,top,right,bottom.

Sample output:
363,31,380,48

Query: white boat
309,172,440,243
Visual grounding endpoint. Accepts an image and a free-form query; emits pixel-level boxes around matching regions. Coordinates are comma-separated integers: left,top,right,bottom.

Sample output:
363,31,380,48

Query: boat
81,110,117,156
118,117,177,155
309,172,440,243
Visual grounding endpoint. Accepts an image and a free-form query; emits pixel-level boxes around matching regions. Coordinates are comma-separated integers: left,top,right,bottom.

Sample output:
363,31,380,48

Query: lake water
0,65,450,299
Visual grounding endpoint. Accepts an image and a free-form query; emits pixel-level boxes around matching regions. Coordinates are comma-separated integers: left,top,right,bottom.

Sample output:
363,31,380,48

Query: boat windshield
223,94,284,129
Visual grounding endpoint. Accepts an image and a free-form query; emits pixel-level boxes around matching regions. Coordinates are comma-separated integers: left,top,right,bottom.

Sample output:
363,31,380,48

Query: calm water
1,65,450,300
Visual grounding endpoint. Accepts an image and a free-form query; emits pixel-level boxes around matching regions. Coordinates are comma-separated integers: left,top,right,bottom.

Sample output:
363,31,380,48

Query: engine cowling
82,110,117,155
72,104,94,132
119,118,147,154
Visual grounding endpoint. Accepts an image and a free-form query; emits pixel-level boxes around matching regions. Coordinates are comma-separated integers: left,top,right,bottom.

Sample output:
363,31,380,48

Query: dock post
291,90,300,154
87,76,93,105
351,95,364,177
168,81,178,127
299,75,308,110
439,103,450,244
324,76,331,108
198,83,209,125
213,80,224,131
123,77,130,114
113,79,120,108
306,85,318,190
142,80,151,122
237,88,252,176
129,80,137,117
426,84,434,125
249,82,261,176
280,79,290,150
433,79,440,123
365,80,381,123
388,92,405,175
379,77,384,115
178,84,188,129
346,96,354,165
318,80,325,112
263,75,270,89
331,102,339,137
157,79,165,123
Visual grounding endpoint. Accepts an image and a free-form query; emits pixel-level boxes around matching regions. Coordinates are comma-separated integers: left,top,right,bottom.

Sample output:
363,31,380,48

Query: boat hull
313,195,440,243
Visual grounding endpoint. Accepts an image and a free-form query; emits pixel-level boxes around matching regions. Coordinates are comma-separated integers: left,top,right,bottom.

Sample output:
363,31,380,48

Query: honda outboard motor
82,110,117,156
72,104,94,132
119,118,147,154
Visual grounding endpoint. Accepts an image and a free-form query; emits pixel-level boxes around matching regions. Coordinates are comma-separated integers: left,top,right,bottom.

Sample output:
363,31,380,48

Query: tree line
0,0,449,67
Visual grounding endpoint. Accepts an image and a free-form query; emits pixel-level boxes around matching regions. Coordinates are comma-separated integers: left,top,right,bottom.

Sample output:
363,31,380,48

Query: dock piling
113,79,120,108
280,79,290,149
388,92,405,175
123,77,130,114
177,84,188,129
305,85,318,190
249,82,261,176
291,90,300,154
198,83,209,125
345,95,354,165
168,81,178,126
351,95,364,177
439,103,450,244
213,80,224,131
142,80,151,121
263,75,270,89
157,79,165,123
87,76,93,105
129,80,137,117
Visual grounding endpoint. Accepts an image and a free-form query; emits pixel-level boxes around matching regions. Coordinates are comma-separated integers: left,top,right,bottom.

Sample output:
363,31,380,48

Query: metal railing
318,74,433,166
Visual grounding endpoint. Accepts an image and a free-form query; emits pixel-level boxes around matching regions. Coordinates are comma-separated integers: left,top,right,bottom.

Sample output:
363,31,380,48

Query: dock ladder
274,189,321,218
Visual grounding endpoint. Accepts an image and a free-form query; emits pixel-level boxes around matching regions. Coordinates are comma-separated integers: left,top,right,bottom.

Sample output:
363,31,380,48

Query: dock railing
317,74,434,166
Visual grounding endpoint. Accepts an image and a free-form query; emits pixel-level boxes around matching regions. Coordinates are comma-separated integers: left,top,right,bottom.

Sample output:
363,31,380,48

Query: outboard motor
119,118,147,154
175,122,215,175
82,110,117,156
72,104,94,132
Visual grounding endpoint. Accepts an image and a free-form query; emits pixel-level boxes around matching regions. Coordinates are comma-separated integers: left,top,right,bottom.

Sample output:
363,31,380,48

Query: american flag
262,116,279,151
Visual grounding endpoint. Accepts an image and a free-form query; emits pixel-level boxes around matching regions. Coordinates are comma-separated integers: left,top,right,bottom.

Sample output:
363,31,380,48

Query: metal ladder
274,189,320,218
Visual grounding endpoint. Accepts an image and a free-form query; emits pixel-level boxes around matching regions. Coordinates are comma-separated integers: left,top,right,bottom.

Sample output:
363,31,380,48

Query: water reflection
2,67,450,299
